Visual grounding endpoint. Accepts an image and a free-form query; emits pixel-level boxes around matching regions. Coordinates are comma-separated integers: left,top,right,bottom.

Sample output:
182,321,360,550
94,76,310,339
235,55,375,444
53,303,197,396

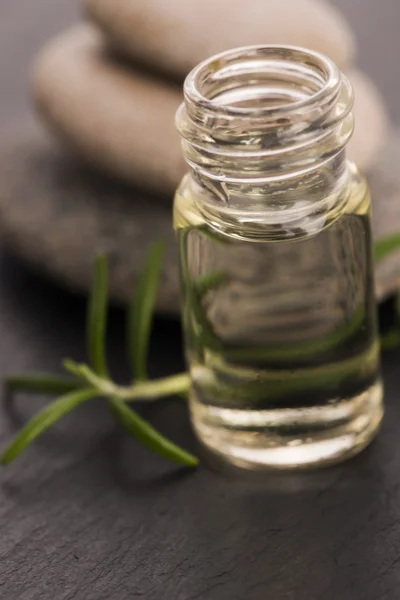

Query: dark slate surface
1,1,400,599
1,252,400,600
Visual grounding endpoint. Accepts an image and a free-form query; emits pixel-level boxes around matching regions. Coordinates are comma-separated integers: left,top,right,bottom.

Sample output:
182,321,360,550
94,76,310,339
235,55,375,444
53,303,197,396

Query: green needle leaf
128,241,164,381
5,374,80,395
379,292,400,350
108,396,199,467
374,233,400,263
370,234,400,349
193,271,227,298
87,254,109,377
381,329,400,351
1,388,97,465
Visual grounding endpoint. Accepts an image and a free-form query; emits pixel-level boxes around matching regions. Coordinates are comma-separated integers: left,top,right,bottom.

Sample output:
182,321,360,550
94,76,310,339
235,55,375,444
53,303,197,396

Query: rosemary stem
120,372,191,401
63,360,190,402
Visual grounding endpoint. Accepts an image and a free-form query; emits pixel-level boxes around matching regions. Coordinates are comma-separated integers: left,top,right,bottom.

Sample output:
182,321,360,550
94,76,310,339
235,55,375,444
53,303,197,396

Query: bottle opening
176,45,354,183
186,46,339,115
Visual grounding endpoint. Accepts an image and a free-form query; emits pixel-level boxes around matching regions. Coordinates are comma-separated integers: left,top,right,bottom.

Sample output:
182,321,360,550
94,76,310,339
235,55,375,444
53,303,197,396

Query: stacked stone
0,0,397,310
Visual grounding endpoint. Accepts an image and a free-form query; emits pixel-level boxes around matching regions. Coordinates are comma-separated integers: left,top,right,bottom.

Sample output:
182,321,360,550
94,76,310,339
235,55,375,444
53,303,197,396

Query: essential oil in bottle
174,46,383,470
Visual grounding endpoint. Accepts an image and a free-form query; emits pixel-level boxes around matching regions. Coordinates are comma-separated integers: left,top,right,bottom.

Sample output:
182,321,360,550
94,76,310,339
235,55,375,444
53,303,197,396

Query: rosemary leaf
128,241,164,381
379,292,400,350
381,329,400,351
371,234,400,349
108,396,198,467
1,388,97,465
87,254,109,377
193,271,227,298
374,233,400,263
5,374,80,395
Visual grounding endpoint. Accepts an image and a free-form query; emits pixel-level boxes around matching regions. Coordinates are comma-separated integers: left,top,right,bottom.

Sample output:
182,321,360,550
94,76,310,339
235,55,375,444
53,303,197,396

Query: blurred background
0,0,399,313
1,0,400,124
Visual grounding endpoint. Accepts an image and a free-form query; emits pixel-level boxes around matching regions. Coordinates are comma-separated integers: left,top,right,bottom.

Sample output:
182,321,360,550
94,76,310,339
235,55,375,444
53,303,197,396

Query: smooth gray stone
369,132,400,299
32,26,387,190
84,0,356,78
32,25,185,195
0,124,399,310
0,124,180,312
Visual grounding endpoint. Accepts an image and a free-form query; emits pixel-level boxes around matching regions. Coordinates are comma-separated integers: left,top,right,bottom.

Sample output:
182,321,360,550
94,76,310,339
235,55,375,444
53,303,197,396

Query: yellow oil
174,165,383,469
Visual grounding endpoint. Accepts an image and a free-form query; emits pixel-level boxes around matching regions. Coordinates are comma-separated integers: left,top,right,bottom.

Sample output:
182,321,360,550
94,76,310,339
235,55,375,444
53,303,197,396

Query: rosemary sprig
87,255,109,378
5,374,80,395
63,360,190,401
375,234,400,349
108,396,198,467
1,242,196,468
128,241,164,381
380,293,400,350
3,231,400,470
1,388,97,465
374,232,400,263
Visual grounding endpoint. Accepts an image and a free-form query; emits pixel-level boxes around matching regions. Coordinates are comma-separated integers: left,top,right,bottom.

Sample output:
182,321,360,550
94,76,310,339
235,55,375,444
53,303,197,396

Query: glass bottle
174,45,383,470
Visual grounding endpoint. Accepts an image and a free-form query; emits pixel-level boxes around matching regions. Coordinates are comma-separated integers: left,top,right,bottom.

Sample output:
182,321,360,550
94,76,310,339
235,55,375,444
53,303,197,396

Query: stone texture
32,25,185,195
369,132,400,300
0,125,400,310
348,69,388,175
84,0,356,79
32,26,388,193
0,124,180,312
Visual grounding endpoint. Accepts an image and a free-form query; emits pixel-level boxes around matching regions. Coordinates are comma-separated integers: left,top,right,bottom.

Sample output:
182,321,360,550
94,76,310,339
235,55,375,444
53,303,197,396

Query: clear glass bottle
174,45,383,470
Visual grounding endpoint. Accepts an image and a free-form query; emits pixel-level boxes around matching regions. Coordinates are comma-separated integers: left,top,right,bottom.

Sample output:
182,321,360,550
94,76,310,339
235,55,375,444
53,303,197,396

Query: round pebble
33,25,185,195
348,69,389,173
32,26,387,192
0,124,180,311
84,0,356,79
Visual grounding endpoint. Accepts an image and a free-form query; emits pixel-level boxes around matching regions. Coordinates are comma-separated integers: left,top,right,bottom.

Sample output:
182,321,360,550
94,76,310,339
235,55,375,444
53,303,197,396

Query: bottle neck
183,154,350,241
176,45,354,235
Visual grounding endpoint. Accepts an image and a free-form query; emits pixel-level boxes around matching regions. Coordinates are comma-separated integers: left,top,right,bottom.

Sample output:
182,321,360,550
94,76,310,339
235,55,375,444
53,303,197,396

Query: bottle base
190,380,383,471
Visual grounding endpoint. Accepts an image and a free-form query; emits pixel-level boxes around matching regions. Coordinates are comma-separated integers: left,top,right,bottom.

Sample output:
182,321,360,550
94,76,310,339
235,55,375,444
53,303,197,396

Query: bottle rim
176,44,354,184
183,44,347,120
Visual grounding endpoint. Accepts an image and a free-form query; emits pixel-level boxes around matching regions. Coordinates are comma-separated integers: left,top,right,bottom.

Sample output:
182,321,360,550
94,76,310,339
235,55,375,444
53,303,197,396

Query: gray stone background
0,0,399,131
